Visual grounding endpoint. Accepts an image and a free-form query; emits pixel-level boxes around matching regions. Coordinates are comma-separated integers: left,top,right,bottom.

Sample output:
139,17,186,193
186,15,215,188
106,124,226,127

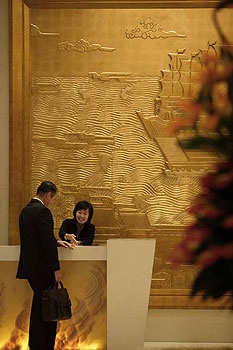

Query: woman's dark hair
36,181,57,195
73,201,94,223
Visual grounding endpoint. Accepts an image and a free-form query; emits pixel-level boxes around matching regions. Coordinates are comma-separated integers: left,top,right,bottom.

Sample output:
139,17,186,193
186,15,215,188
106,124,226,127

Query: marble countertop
0,245,107,261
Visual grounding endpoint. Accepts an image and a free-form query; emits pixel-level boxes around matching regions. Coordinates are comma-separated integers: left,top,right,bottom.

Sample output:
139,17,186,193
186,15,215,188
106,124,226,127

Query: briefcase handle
49,281,64,289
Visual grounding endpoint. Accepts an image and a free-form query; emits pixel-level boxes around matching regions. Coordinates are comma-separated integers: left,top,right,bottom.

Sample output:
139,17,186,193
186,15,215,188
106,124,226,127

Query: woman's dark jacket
59,218,95,246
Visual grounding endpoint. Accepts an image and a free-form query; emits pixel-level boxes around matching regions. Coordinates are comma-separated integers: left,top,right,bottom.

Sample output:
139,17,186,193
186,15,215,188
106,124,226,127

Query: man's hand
54,270,62,282
57,239,75,249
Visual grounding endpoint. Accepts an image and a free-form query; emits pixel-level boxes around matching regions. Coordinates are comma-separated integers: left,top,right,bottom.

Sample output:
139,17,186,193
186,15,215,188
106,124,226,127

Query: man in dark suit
16,181,73,350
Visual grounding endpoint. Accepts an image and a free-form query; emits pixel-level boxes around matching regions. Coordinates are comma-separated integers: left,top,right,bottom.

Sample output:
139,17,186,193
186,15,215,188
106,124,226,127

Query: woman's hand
64,233,79,245
57,239,75,249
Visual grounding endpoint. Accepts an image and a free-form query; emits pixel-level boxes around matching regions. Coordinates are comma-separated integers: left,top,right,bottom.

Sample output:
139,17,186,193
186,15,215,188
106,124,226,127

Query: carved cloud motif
57,39,116,53
125,18,186,39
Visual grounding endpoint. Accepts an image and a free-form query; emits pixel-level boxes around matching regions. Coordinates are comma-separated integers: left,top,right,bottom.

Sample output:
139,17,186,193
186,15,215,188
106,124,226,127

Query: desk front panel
0,260,106,350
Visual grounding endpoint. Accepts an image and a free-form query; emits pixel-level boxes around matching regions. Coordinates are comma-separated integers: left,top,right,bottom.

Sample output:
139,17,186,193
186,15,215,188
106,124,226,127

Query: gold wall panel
10,0,232,309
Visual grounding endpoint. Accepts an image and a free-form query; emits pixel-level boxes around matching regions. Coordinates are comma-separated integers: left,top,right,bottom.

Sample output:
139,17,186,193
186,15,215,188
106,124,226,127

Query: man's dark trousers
28,277,57,350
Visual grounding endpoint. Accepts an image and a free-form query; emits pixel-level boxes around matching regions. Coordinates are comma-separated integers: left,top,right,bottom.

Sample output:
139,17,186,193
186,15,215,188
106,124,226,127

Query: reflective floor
143,344,233,350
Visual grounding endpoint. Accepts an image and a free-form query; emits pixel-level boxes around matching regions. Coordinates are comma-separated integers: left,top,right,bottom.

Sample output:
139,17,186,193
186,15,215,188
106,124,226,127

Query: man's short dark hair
36,181,58,195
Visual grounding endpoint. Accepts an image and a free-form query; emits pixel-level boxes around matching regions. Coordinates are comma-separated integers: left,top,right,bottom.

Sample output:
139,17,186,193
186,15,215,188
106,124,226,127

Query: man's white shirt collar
33,197,44,205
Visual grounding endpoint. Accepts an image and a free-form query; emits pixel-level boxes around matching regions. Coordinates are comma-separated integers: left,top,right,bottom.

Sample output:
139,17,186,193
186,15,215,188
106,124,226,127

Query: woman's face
75,208,89,225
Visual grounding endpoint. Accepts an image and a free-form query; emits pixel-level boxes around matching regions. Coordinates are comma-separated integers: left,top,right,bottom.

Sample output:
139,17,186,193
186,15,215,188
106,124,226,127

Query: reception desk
0,239,155,350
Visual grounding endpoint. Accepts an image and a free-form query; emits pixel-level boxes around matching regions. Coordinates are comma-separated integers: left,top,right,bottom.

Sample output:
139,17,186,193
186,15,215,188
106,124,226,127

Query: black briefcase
42,281,72,322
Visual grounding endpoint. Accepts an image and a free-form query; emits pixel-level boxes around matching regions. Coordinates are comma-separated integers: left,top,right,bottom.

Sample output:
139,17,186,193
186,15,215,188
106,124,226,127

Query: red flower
169,224,211,265
183,224,211,251
167,102,202,135
222,215,233,229
215,161,233,172
188,195,223,219
200,53,233,84
197,246,221,267
168,242,194,265
200,167,233,190
197,243,233,267
213,171,233,190
200,173,214,189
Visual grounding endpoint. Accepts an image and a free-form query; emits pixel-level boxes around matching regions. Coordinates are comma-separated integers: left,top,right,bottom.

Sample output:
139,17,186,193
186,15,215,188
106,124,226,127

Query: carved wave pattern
31,75,196,231
84,266,106,315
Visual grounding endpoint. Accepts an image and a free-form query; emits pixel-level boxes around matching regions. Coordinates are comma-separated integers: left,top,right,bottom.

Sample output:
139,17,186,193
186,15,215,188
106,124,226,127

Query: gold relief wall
10,0,232,309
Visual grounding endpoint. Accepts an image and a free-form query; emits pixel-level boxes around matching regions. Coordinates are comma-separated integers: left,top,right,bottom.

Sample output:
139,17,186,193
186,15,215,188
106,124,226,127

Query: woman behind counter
59,201,95,246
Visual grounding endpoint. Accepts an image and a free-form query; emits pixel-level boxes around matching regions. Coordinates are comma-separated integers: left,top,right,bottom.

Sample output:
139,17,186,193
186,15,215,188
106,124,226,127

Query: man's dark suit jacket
59,219,95,246
16,198,60,280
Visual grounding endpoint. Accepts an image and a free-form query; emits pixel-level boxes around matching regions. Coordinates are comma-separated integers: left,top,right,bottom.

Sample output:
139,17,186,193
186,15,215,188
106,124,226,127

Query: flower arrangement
168,0,233,302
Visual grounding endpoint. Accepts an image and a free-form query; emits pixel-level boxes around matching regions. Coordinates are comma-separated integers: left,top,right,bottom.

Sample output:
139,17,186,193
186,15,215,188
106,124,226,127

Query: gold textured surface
9,0,233,309
0,261,106,350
